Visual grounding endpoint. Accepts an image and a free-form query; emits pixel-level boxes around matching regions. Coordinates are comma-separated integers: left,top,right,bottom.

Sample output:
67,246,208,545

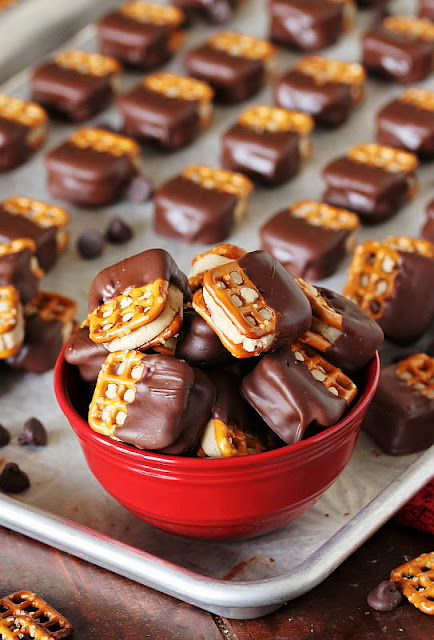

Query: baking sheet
0,0,433,618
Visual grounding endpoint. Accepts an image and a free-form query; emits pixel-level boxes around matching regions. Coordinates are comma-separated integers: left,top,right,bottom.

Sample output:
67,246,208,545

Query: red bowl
54,349,380,541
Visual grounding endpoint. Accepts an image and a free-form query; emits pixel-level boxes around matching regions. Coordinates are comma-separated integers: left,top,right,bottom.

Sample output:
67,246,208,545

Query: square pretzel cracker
0,591,73,638
118,72,214,150
0,286,24,359
0,616,56,640
391,552,434,615
188,243,246,291
0,95,47,171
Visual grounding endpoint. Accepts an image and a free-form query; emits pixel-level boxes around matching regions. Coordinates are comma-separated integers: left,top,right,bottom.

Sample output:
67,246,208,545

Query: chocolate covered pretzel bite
0,286,24,359
192,250,311,358
65,326,109,383
344,237,434,343
89,350,215,453
323,143,419,223
188,244,246,292
97,1,185,70
119,72,214,150
31,50,121,122
0,590,73,638
185,31,276,103
87,248,190,352
390,551,434,615
221,105,313,184
0,95,47,172
274,56,365,128
0,238,41,304
173,0,237,23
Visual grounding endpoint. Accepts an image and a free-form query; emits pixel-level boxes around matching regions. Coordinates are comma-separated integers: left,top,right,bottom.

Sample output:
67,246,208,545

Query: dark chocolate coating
313,287,384,373
88,247,190,312
173,0,236,23
0,247,39,304
97,11,177,70
115,355,215,453
7,314,66,374
260,208,353,281
65,327,108,382
238,250,312,346
419,0,434,20
241,345,348,444
0,115,32,172
45,141,136,206
376,99,434,158
175,308,235,367
274,69,354,128
376,251,434,344
363,361,434,455
269,0,345,51
118,84,200,150
362,27,434,84
367,581,403,611
31,61,115,122
422,199,434,242
221,123,301,184
0,208,58,272
154,175,238,244
184,44,265,104
18,417,47,446
322,156,408,223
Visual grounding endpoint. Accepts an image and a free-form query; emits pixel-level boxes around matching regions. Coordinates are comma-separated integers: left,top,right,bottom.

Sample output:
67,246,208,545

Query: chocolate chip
105,217,133,244
77,231,105,259
18,417,47,446
0,462,30,493
367,580,403,611
125,174,154,203
0,424,10,447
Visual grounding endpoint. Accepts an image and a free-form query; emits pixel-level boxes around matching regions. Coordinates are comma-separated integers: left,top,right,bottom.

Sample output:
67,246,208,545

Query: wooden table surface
1,520,432,639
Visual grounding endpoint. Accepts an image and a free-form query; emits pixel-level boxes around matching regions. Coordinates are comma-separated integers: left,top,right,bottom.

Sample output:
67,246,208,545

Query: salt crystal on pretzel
347,143,418,176
69,128,140,161
0,616,56,640
0,286,24,359
0,95,47,171
54,50,121,76
396,354,434,401
294,56,365,103
0,591,73,638
383,16,434,41
208,31,276,61
188,243,246,291
120,1,184,26
390,551,434,615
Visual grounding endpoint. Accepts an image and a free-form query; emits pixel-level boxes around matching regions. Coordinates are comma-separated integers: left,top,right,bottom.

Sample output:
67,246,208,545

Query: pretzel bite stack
66,246,383,457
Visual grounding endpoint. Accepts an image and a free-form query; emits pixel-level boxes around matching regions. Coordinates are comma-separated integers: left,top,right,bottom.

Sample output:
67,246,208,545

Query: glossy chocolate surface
241,345,348,444
221,123,301,184
31,61,114,122
0,116,31,172
45,141,136,206
175,308,235,366
65,327,108,382
0,247,39,304
376,99,434,158
238,250,312,346
184,44,265,103
88,247,190,311
274,69,354,128
115,354,215,453
7,315,65,373
173,0,236,23
260,208,353,280
422,199,434,241
269,0,345,51
118,84,200,150
0,209,57,272
322,156,408,223
363,361,434,455
154,175,238,244
362,27,434,84
97,11,177,69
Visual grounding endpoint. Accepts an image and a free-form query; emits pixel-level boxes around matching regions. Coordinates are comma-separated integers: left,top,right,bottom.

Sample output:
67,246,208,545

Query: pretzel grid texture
0,94,47,128
89,350,146,436
0,286,20,335
289,200,359,230
2,196,69,230
343,241,401,320
295,56,365,87
120,1,184,25
208,31,275,61
383,16,434,41
290,341,357,403
238,105,313,135
395,353,434,400
54,50,121,76
143,72,213,104
401,88,434,112
203,261,276,339
69,128,140,159
391,551,434,615
24,291,77,325
0,616,55,640
347,143,418,174
189,244,246,291
0,591,73,638
182,165,253,198
385,235,434,259
0,238,36,257
88,280,168,344
208,419,265,457
296,278,343,351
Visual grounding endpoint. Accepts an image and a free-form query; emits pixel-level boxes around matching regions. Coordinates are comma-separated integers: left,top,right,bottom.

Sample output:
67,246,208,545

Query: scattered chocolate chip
0,424,10,447
0,462,30,493
367,580,403,611
18,417,47,447
125,174,154,203
105,217,133,244
77,230,105,259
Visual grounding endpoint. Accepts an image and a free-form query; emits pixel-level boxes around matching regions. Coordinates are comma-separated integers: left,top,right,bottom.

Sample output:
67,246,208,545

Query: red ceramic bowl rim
54,346,380,471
